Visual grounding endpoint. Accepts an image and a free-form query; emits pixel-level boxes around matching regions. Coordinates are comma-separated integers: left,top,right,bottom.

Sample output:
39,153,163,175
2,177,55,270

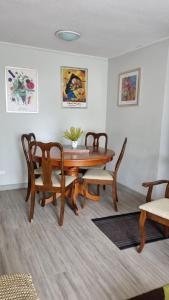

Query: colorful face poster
61,67,87,108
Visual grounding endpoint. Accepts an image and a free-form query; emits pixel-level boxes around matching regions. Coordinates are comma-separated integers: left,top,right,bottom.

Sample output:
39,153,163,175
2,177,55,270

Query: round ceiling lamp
55,30,80,41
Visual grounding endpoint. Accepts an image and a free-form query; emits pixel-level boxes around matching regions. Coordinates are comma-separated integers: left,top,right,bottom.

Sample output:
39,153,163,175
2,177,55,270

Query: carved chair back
29,141,65,193
21,133,36,170
114,138,127,175
85,132,108,151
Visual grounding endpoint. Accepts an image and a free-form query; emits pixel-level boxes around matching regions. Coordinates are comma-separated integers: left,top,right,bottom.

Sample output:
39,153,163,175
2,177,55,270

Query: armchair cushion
139,198,169,219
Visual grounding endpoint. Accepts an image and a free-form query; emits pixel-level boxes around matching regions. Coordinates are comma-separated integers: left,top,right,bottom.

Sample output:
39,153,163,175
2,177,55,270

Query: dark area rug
92,212,168,250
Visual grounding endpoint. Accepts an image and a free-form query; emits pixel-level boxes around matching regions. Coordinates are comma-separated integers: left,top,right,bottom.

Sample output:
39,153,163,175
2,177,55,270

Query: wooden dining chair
85,132,108,152
81,132,108,192
21,133,40,202
29,141,76,226
80,132,108,172
21,133,61,203
137,179,169,253
82,138,127,211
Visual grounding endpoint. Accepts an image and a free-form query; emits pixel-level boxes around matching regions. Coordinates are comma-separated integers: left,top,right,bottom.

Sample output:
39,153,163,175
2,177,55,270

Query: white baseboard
0,183,27,191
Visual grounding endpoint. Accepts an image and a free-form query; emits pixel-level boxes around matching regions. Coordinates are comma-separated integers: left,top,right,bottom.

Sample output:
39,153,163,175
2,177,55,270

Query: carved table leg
65,167,82,215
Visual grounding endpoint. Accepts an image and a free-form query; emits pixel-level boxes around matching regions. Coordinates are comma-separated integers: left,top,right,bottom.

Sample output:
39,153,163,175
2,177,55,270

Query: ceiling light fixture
55,30,80,41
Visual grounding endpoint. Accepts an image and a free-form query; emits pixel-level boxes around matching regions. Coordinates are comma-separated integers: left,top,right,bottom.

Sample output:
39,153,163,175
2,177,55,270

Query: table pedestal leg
65,167,82,215
84,188,100,201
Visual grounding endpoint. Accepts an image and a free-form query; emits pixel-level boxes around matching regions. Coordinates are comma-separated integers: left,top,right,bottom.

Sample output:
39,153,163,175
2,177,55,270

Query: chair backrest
96,133,108,151
114,138,127,175
21,133,36,168
29,141,65,192
85,132,108,151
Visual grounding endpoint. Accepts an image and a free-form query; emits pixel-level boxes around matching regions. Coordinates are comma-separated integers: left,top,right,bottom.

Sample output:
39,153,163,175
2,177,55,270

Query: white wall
1,40,169,194
157,47,169,182
106,40,169,195
0,43,108,188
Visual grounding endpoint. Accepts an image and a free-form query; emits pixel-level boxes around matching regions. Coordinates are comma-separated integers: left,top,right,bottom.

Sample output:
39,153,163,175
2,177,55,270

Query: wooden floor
1,185,169,300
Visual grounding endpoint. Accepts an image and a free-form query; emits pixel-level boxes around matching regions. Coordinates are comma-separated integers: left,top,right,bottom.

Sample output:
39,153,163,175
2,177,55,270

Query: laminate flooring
0,185,169,300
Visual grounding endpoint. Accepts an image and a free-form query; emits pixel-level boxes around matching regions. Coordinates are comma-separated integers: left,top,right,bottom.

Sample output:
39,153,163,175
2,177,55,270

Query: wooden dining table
37,146,115,214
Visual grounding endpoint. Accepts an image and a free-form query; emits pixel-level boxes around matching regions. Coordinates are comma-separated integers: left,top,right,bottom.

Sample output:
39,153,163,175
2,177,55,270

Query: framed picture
5,66,38,113
61,66,88,108
118,68,141,106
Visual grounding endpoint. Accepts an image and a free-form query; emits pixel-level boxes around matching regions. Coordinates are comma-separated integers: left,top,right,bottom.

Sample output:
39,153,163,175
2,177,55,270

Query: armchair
137,179,169,253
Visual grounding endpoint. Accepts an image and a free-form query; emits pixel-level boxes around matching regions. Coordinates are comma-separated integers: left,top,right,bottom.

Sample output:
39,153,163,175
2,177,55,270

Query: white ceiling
1,0,169,58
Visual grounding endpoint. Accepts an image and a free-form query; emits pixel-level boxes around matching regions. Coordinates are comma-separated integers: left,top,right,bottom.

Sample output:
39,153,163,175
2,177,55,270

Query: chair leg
25,174,31,202
163,225,169,238
112,183,118,211
114,180,118,202
137,210,147,253
59,193,65,226
53,193,57,206
103,166,106,190
97,185,100,195
41,192,46,207
69,182,79,215
29,191,35,222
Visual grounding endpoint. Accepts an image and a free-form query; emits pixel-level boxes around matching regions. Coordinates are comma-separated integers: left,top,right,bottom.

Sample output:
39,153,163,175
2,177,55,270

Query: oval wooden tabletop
51,147,115,168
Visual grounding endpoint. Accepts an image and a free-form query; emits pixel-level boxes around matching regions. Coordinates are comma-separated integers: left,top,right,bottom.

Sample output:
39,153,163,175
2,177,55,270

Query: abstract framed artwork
61,66,88,108
5,66,38,113
118,68,141,106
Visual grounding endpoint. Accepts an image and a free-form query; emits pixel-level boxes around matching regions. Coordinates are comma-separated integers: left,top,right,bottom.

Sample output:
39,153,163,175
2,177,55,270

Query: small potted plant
63,127,83,148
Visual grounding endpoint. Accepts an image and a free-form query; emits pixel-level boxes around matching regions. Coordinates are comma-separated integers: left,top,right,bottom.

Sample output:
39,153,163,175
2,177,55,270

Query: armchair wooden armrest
142,180,169,202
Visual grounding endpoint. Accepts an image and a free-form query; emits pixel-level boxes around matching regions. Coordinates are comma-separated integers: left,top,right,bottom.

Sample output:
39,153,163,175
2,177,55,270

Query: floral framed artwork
61,66,88,108
5,66,38,113
118,68,141,106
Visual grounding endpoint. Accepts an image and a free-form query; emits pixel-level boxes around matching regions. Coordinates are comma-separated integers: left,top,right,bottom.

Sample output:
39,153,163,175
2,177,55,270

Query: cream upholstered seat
82,138,127,211
137,179,169,253
83,169,113,181
139,198,169,220
35,174,75,187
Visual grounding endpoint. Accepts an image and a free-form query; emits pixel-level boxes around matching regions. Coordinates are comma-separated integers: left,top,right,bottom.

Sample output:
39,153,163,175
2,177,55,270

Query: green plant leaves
63,127,83,141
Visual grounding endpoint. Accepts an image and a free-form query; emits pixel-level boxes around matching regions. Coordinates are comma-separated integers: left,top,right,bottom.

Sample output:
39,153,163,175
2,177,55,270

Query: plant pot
72,141,78,149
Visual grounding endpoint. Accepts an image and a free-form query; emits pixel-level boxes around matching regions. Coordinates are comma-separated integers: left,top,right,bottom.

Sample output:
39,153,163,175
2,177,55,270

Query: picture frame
118,68,141,106
5,66,38,113
61,66,88,108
